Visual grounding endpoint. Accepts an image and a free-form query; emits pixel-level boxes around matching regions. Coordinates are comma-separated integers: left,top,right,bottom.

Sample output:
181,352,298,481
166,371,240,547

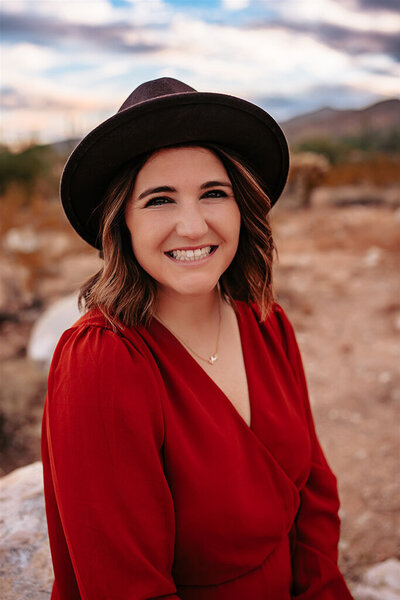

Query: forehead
136,146,227,181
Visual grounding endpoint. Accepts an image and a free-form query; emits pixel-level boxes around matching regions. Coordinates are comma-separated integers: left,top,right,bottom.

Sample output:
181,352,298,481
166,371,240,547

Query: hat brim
61,92,289,249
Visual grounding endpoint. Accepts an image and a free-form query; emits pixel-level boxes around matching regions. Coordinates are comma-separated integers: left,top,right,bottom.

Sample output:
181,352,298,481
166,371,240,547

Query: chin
160,278,220,299
177,285,217,298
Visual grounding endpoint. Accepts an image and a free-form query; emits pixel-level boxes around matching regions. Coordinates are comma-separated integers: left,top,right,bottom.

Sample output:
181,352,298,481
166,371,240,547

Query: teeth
168,246,213,261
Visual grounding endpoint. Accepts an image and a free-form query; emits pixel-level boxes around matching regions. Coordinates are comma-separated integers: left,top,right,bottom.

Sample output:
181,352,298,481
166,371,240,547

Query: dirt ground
0,200,399,585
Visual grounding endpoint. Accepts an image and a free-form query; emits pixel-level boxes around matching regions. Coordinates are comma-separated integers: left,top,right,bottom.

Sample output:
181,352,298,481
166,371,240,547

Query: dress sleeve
42,324,181,600
272,304,353,599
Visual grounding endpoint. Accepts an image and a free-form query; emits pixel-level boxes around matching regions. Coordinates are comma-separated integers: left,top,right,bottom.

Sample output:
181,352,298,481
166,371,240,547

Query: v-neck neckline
149,300,255,432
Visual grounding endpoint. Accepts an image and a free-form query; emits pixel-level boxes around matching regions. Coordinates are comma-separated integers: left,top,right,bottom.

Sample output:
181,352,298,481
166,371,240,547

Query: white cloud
279,0,400,33
1,0,116,26
145,15,353,98
350,54,400,96
4,42,58,73
122,0,172,24
1,0,172,26
221,0,251,11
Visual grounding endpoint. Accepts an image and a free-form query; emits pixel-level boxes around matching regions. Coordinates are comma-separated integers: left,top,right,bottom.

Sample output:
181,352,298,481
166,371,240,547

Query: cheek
124,206,135,242
128,216,167,266
129,234,155,277
126,210,149,244
227,203,242,241
130,229,152,264
125,213,147,262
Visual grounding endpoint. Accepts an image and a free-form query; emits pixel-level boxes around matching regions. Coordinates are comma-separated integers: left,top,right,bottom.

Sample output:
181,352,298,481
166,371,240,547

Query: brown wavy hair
78,143,277,328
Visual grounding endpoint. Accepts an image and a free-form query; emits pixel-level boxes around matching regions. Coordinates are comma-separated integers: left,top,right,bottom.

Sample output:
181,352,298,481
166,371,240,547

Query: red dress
41,301,353,599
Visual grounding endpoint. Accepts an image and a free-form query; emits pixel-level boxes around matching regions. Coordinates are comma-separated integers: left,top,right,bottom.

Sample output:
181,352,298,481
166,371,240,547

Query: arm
273,304,353,599
42,324,181,599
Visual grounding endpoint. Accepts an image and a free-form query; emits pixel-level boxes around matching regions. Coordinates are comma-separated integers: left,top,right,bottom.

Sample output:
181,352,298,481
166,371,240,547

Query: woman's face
125,146,241,300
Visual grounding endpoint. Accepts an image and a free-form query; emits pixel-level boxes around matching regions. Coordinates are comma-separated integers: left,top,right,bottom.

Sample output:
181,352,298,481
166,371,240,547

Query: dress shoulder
48,308,165,443
246,300,297,357
51,307,149,367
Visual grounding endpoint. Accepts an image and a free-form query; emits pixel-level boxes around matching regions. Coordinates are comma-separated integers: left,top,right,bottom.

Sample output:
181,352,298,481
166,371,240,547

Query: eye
144,196,173,207
202,189,228,198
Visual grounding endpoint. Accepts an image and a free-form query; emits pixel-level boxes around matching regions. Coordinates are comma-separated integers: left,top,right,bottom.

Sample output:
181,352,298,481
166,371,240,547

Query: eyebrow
137,180,232,200
201,180,232,190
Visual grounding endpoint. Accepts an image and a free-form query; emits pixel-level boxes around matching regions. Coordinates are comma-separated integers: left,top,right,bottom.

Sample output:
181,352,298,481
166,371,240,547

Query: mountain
281,98,400,145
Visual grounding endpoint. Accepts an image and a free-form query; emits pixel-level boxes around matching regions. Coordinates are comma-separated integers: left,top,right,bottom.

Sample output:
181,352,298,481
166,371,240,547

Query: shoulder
47,309,165,441
241,300,297,349
53,308,143,359
50,308,158,389
236,299,303,377
239,300,309,392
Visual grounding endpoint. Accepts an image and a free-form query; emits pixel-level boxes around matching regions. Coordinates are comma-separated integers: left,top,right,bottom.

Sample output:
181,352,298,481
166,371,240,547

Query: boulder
0,462,53,599
27,293,81,368
353,559,400,600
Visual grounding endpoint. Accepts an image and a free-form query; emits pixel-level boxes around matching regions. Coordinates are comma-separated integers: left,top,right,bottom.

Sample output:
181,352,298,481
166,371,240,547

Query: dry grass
0,185,65,235
324,155,400,187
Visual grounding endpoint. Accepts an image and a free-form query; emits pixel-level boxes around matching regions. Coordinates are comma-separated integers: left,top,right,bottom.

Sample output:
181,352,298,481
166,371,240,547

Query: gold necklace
155,296,222,365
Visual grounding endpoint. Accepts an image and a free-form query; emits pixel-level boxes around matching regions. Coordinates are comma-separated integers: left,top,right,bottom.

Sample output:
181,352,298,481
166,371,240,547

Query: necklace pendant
209,354,218,365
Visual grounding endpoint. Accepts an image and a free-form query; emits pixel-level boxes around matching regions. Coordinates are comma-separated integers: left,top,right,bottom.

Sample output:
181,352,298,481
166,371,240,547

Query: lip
164,245,218,264
165,244,217,252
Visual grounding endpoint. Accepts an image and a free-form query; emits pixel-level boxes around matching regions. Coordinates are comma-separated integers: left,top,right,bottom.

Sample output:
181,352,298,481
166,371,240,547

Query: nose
175,202,209,239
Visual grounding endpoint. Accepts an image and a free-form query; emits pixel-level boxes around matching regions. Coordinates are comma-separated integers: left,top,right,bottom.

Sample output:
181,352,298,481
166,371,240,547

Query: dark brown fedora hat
61,77,289,249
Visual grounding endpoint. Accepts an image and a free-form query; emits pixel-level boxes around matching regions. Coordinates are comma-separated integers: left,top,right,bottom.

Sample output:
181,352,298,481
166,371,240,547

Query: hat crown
118,77,197,113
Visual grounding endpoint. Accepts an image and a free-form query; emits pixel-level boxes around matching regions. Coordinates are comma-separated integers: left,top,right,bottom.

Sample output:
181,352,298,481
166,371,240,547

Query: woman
42,77,353,599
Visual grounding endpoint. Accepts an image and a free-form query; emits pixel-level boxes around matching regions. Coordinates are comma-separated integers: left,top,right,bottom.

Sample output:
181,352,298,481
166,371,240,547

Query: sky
1,0,399,147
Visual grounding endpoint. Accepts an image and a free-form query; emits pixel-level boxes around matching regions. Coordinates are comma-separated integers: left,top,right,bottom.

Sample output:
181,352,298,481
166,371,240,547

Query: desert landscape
0,99,399,597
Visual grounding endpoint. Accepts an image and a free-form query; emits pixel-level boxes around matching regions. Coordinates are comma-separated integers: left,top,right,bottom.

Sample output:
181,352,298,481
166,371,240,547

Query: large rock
352,559,400,600
27,293,81,368
0,462,53,599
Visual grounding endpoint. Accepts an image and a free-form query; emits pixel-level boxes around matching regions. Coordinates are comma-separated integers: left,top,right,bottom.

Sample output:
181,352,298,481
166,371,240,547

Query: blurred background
0,1,399,598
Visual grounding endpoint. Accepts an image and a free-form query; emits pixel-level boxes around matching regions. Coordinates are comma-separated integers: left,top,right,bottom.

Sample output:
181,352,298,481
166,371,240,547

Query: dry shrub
324,155,400,187
0,187,66,235
283,152,330,208
0,183,30,235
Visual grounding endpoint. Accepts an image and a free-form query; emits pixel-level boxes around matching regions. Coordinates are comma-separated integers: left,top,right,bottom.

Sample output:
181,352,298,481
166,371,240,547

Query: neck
155,287,221,332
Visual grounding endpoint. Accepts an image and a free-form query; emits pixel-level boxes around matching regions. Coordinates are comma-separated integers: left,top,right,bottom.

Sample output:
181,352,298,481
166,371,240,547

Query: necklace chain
155,296,222,365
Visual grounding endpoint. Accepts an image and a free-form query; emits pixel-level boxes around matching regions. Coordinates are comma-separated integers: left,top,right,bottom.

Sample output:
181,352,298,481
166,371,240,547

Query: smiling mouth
165,245,218,262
